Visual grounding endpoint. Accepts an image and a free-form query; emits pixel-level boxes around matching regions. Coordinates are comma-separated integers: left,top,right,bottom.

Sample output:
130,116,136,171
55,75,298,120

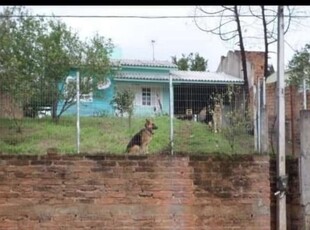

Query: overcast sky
8,6,310,72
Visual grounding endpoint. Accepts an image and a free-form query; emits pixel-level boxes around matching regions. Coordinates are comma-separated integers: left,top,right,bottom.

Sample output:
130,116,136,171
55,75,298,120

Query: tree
40,20,114,122
0,6,45,131
110,88,135,129
0,6,115,124
171,53,191,70
171,53,208,71
37,19,114,122
287,44,310,87
36,18,83,122
190,53,208,71
194,6,248,92
194,5,296,109
248,6,293,78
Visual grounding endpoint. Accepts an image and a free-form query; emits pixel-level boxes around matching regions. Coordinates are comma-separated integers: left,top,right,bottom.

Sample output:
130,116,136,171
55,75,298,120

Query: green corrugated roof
111,59,177,68
114,70,244,84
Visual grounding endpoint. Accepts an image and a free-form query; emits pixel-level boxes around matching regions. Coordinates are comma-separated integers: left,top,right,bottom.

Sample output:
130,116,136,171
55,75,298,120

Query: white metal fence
0,73,309,154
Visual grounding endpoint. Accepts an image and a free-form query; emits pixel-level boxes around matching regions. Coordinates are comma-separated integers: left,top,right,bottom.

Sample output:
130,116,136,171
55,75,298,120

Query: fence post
253,84,257,152
299,110,310,229
303,78,307,110
169,73,174,155
257,81,261,153
260,107,269,154
260,78,269,153
76,70,80,154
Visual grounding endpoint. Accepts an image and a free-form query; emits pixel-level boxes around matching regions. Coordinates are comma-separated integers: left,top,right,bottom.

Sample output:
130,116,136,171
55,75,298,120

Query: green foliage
110,88,135,129
171,54,190,70
190,53,208,71
110,88,135,117
171,53,208,71
0,6,114,126
0,6,46,131
287,43,310,87
221,85,252,153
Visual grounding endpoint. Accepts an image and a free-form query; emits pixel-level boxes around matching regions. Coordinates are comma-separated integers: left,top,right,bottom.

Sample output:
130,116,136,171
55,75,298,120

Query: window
64,76,93,103
142,87,151,106
80,92,93,102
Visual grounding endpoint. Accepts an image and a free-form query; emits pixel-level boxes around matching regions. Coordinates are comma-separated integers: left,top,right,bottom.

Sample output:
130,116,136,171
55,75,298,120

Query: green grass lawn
0,116,254,155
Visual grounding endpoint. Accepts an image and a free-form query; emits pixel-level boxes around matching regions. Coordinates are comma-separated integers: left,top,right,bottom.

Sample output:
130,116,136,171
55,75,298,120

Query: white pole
276,5,286,230
253,85,257,151
257,81,261,153
76,70,80,154
263,77,266,108
169,73,174,155
303,78,307,109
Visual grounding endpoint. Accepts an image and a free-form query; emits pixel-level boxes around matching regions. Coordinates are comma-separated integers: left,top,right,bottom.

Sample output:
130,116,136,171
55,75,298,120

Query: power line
284,39,299,53
1,14,310,19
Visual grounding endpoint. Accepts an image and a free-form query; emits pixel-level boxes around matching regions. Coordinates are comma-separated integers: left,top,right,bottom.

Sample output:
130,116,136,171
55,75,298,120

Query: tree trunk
234,6,249,112
51,81,59,123
261,5,269,78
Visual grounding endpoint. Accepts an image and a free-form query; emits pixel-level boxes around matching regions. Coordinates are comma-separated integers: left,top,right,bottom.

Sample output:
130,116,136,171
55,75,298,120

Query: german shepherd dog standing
212,101,223,133
126,119,158,154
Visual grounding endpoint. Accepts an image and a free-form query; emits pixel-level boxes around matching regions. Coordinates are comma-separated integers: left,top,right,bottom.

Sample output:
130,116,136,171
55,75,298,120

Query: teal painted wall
58,85,115,117
57,69,115,117
162,86,170,115
115,82,170,118
58,64,175,117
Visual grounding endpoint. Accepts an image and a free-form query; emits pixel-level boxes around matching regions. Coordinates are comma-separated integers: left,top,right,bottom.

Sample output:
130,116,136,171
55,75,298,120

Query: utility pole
276,5,287,230
303,78,307,109
151,40,155,61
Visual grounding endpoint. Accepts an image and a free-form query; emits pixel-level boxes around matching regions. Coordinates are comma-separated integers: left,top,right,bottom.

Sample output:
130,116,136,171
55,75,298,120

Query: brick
0,154,301,229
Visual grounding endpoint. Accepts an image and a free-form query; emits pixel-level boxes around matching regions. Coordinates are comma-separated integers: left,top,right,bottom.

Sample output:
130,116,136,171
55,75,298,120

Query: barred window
142,87,151,106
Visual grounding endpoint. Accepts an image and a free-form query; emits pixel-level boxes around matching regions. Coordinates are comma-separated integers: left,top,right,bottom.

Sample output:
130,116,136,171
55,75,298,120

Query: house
60,59,244,118
112,59,177,117
216,50,266,117
216,50,265,90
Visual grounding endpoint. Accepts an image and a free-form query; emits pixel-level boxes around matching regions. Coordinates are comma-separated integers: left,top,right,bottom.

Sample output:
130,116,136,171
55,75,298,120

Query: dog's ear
145,119,150,124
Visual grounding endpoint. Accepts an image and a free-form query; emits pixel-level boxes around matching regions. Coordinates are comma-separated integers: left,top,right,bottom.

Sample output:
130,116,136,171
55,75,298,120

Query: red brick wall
244,51,265,86
266,82,310,154
235,50,265,85
0,153,300,229
233,50,266,120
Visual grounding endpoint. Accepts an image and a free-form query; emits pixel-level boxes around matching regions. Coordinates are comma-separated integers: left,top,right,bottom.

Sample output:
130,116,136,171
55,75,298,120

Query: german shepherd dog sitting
126,119,158,154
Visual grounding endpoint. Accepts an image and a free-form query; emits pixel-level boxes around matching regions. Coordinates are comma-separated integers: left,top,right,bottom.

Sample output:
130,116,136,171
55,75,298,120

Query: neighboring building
266,70,291,85
216,50,267,102
216,50,266,114
266,70,310,155
217,49,310,155
61,59,243,117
